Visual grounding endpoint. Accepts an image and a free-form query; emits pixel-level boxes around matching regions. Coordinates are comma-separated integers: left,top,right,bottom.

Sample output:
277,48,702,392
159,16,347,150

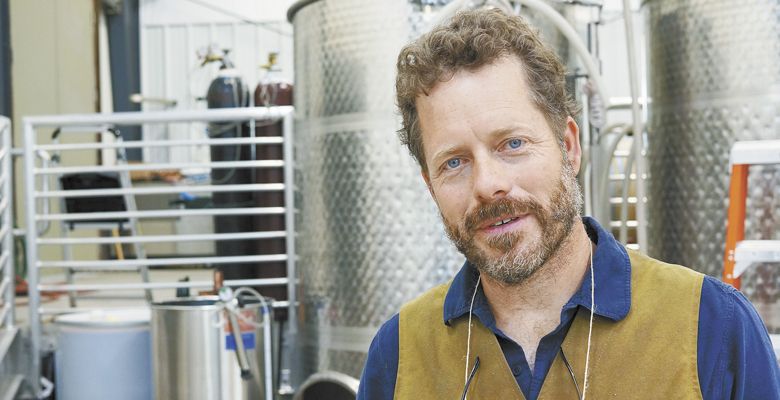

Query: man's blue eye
508,139,523,149
446,158,461,169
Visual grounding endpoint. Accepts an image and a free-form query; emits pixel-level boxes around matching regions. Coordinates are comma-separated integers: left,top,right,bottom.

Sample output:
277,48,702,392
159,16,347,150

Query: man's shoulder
372,313,400,352
697,275,780,398
359,314,400,400
698,273,771,333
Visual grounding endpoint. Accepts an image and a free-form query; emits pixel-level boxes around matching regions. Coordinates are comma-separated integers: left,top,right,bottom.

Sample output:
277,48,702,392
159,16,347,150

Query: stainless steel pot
151,296,277,400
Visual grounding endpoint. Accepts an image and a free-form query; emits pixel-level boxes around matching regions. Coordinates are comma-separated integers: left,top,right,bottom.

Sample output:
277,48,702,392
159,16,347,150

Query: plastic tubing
233,286,274,400
515,0,610,111
621,0,647,250
431,0,611,122
619,142,635,244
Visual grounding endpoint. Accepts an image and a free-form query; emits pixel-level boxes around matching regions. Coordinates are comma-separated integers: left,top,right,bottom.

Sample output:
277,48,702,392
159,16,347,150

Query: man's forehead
415,56,539,138
417,54,530,100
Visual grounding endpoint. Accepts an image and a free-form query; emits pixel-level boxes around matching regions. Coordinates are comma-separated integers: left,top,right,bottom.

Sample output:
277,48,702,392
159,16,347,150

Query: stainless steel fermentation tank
645,0,780,331
288,0,463,380
288,0,586,382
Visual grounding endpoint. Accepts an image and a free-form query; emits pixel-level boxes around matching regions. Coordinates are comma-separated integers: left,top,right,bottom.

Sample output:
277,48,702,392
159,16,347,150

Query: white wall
139,0,296,164
9,0,100,262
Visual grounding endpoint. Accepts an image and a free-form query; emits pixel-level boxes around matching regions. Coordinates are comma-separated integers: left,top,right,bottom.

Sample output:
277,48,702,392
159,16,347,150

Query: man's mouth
490,217,518,227
463,197,541,235
479,215,528,234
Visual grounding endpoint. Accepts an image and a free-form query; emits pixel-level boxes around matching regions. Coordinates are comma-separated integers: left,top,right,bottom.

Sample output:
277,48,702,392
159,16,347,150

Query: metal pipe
597,126,631,205
280,109,299,394
23,106,293,127
0,303,9,328
37,230,287,245
36,136,283,152
35,183,284,198
0,252,9,274
23,118,42,395
226,300,253,379
38,278,289,293
232,286,275,400
609,220,639,228
0,225,8,242
619,143,636,243
38,254,288,269
606,96,648,110
282,112,297,335
262,309,273,399
36,207,285,222
0,119,11,328
0,277,8,304
622,0,647,250
41,301,291,315
35,159,284,175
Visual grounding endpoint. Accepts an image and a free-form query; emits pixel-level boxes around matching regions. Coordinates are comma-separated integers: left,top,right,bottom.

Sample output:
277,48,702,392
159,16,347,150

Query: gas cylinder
251,53,293,319
202,49,256,286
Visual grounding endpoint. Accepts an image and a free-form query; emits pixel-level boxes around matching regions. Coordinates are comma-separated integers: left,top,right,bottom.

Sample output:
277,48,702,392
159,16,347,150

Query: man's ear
562,116,582,174
422,170,437,202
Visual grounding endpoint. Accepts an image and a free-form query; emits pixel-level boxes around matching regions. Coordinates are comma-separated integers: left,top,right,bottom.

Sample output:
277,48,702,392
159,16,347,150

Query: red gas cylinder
252,53,293,319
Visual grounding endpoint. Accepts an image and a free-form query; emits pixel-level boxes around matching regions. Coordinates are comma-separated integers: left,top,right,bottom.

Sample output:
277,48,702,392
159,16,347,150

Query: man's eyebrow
431,146,463,167
488,124,532,139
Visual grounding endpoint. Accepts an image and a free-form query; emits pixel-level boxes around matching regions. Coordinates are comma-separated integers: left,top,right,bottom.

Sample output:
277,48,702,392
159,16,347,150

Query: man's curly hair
396,8,579,171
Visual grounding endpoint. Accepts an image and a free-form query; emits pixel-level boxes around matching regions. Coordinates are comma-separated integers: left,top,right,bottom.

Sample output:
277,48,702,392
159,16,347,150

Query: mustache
463,197,545,232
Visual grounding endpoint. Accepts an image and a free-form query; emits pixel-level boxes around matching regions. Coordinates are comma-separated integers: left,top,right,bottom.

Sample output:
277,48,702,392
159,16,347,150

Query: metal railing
22,106,296,396
0,116,14,330
0,116,23,399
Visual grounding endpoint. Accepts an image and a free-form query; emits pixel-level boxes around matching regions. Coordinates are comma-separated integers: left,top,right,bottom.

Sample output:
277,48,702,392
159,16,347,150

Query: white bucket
54,308,153,400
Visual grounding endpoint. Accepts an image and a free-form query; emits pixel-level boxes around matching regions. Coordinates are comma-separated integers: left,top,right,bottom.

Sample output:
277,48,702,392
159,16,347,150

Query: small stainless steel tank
151,296,277,399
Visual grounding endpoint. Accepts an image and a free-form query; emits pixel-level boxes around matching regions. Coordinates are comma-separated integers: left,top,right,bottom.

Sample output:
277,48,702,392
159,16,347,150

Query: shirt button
511,365,523,376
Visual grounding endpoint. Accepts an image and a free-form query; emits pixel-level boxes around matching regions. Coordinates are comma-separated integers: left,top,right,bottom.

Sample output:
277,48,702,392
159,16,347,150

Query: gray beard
443,163,583,285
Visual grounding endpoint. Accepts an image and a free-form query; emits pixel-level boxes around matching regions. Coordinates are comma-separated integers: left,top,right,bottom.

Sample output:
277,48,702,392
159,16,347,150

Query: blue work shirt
358,217,780,399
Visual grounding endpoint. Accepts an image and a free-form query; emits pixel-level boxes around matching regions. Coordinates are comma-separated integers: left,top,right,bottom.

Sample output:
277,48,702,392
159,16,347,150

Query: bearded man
358,8,780,400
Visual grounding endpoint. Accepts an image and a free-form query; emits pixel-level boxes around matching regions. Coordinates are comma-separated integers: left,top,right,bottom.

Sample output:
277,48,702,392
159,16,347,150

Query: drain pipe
621,0,647,251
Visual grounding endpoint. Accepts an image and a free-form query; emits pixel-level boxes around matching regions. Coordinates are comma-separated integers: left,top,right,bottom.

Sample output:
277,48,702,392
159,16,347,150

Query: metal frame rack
0,116,22,398
22,106,296,395
39,128,154,306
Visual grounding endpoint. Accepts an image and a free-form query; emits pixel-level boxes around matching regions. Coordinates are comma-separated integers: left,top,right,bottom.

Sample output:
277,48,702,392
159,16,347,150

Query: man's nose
472,156,512,201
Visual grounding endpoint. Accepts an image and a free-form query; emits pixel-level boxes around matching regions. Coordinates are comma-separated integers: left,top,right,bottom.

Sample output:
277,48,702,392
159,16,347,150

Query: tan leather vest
395,250,705,399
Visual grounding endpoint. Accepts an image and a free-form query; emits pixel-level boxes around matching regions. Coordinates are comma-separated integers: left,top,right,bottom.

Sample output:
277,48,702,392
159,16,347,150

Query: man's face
417,56,583,285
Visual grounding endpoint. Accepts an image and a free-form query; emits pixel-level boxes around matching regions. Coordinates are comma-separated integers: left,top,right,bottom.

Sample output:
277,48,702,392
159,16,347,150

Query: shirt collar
442,216,632,325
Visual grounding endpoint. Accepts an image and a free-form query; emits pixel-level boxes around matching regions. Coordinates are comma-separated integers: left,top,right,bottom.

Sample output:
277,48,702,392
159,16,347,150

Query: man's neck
479,218,593,370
